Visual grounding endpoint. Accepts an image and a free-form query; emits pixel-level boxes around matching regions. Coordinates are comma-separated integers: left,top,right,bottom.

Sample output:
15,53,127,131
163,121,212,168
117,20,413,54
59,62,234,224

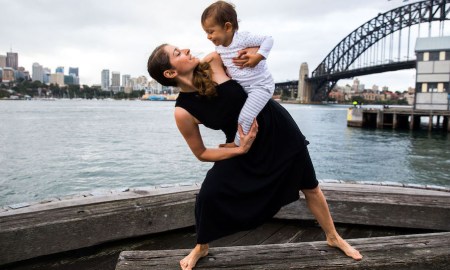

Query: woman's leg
301,186,363,260
180,243,209,270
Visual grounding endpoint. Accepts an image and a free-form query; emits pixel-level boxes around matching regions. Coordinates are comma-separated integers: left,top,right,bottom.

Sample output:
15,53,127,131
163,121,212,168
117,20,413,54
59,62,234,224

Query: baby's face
202,18,233,47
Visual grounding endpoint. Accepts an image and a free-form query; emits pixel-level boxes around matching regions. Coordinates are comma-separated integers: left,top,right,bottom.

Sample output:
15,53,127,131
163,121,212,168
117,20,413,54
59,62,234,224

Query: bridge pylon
298,63,311,103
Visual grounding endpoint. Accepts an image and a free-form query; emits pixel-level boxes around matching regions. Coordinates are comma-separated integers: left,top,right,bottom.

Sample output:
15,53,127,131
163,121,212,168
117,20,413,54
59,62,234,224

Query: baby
201,0,274,146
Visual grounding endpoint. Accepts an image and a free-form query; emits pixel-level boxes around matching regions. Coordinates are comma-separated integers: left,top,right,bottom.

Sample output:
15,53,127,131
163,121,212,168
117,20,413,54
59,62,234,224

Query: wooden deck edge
115,232,450,270
1,183,448,265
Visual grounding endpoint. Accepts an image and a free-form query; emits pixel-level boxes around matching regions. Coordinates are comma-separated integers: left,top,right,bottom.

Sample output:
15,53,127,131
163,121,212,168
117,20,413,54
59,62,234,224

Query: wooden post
428,115,433,131
377,110,384,129
393,113,398,129
436,115,441,128
446,116,450,132
409,114,414,130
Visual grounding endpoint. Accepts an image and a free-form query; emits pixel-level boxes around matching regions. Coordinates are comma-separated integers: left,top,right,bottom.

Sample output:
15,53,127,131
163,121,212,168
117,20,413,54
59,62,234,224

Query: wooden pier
347,107,450,132
1,182,449,269
116,232,450,269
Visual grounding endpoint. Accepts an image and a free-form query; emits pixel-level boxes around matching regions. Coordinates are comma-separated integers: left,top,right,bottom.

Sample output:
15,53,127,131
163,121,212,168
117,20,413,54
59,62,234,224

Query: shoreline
2,179,449,210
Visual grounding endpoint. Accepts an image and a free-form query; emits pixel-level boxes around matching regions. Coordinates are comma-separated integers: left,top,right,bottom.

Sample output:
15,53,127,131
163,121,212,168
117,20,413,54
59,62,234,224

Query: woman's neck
177,77,198,93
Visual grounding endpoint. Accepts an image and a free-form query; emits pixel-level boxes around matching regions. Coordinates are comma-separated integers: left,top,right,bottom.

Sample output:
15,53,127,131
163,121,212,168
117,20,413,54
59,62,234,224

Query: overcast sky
1,0,448,90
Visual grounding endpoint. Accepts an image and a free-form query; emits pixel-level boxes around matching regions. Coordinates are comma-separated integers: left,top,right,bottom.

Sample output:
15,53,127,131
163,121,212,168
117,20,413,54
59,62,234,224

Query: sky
1,0,449,91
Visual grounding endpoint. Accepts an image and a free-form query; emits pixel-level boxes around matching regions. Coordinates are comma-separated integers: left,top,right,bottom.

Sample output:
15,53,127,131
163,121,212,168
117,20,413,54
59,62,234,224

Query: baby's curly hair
201,1,239,31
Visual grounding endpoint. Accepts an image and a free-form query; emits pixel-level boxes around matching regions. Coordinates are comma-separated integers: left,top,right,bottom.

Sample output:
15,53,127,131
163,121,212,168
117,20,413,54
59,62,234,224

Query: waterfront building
68,67,79,77
56,66,64,74
405,87,416,105
50,73,65,86
32,63,44,82
111,71,121,93
101,69,110,91
6,52,18,70
328,89,344,102
414,36,450,110
64,75,74,85
147,79,162,94
17,67,30,81
2,67,15,82
122,74,130,87
0,55,6,68
121,74,131,94
43,68,51,84
352,78,360,93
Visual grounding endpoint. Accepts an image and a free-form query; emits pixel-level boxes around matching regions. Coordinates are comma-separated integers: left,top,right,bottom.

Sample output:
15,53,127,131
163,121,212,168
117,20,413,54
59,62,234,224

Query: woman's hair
147,44,217,96
201,1,239,31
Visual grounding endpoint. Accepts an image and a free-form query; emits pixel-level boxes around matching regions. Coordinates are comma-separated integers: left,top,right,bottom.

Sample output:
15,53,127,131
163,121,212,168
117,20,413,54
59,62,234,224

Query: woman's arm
175,107,257,162
202,52,230,84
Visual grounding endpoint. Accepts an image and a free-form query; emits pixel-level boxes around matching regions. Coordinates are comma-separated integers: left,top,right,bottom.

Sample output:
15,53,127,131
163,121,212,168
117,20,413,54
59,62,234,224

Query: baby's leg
234,87,273,145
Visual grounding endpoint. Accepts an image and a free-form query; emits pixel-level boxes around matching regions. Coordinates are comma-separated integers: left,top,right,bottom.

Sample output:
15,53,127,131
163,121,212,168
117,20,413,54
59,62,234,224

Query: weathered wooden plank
1,220,435,270
116,232,450,270
0,187,198,265
1,183,448,265
276,183,450,231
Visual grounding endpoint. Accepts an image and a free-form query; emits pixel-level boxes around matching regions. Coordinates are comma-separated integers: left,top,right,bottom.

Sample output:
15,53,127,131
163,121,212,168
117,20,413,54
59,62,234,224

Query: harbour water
1,99,449,206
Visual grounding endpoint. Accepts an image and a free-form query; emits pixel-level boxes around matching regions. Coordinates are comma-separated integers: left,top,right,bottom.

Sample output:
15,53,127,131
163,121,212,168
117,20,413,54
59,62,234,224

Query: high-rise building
69,67,79,77
56,66,64,74
2,67,15,82
32,63,44,82
111,71,120,93
101,69,110,91
6,52,18,70
0,55,6,68
352,78,360,93
17,66,30,81
122,74,130,87
43,68,51,84
50,73,65,86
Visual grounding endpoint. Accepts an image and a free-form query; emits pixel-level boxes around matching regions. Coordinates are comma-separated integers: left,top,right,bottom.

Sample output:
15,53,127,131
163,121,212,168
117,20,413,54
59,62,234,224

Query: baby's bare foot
180,244,209,270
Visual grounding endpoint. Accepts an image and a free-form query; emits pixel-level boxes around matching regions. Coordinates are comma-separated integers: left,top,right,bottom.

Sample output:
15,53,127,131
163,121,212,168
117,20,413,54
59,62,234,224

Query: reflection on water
0,101,448,206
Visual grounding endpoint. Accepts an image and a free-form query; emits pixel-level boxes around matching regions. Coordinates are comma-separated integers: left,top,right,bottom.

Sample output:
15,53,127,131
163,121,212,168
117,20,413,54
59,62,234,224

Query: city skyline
0,47,415,92
0,48,143,88
1,0,449,90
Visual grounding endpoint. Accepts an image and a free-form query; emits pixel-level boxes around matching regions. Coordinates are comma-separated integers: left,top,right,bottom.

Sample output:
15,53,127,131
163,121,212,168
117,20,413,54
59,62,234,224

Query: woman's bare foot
180,244,209,270
327,235,363,260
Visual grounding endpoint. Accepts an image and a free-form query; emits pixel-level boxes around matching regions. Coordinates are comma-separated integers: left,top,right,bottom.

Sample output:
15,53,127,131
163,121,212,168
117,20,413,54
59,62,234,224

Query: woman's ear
163,69,177,79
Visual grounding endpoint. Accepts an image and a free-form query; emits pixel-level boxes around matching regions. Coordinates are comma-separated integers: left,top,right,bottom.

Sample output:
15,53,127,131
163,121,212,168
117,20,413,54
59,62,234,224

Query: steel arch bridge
289,0,450,102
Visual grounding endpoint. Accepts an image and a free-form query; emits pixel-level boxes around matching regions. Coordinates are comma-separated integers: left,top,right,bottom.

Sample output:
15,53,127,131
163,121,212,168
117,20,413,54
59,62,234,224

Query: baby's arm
235,33,273,68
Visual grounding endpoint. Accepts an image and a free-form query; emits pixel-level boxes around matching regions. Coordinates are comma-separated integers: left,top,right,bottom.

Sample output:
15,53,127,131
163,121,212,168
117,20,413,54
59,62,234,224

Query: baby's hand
232,47,262,68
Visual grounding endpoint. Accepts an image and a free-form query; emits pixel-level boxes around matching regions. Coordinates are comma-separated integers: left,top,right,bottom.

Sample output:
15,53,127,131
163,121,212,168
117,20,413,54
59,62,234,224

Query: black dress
175,80,318,243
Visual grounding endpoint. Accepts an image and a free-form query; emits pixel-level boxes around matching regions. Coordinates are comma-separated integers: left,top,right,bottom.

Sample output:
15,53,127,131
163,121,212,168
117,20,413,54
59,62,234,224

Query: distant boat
147,95,167,101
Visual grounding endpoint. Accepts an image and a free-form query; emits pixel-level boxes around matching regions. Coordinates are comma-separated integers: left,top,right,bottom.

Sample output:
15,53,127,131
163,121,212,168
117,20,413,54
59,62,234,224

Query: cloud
0,0,445,90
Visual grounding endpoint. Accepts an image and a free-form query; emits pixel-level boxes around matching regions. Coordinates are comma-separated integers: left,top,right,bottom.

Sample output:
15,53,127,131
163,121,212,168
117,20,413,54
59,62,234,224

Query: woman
147,44,362,270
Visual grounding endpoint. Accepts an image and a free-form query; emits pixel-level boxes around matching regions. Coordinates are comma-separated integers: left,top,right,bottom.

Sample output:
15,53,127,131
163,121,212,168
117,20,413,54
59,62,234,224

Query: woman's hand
238,119,258,153
232,47,262,68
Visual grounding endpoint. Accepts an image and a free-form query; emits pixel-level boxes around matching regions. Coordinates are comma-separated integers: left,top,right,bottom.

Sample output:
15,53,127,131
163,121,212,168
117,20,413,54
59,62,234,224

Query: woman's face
164,45,199,77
